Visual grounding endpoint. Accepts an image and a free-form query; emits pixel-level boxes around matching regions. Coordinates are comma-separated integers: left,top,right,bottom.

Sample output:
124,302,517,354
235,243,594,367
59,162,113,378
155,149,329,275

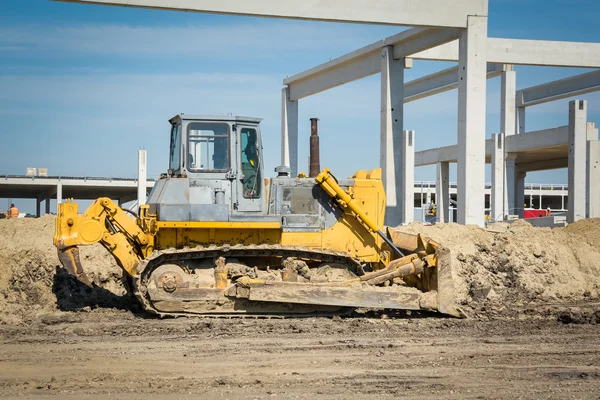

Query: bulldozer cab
166,115,266,217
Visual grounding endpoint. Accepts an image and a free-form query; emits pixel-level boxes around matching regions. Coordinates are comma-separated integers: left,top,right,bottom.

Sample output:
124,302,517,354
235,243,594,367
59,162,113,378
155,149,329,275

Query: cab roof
169,114,263,124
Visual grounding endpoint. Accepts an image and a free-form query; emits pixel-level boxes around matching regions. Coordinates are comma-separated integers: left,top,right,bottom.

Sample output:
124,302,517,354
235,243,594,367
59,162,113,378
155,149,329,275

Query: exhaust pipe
309,118,320,178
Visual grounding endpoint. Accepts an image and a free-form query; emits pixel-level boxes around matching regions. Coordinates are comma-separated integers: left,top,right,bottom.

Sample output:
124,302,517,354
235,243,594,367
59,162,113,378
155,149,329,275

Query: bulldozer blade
57,247,94,288
386,229,466,318
435,247,466,318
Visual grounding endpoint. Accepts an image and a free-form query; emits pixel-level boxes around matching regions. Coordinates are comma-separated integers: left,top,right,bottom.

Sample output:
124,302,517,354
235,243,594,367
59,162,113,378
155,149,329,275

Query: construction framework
282,25,600,226
54,0,600,226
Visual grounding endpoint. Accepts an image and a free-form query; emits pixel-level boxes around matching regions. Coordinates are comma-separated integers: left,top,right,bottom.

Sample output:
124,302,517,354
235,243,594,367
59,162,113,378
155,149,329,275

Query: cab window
188,123,229,171
240,128,261,198
169,124,181,170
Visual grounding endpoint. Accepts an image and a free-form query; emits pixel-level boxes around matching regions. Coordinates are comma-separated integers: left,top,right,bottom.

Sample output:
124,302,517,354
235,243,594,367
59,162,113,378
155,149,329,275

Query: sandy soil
1,309,599,399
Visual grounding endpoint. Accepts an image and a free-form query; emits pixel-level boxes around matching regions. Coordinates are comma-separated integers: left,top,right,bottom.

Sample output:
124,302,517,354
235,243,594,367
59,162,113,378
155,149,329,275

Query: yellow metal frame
54,198,154,275
54,168,389,279
157,221,281,229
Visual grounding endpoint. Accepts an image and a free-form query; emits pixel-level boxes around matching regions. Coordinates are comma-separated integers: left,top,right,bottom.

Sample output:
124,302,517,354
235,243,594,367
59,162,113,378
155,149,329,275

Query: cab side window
188,123,229,171
240,128,261,198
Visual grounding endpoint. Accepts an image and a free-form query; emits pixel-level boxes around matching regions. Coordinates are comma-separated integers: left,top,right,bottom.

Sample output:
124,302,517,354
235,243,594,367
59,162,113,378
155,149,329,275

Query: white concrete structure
414,181,570,222
456,15,487,225
415,101,599,223
138,150,148,206
568,101,588,223
0,175,155,215
490,133,504,221
61,0,489,226
53,0,600,226
516,70,600,134
587,140,600,218
380,46,405,226
57,0,488,28
399,130,415,224
280,87,299,177
435,162,450,223
280,11,600,226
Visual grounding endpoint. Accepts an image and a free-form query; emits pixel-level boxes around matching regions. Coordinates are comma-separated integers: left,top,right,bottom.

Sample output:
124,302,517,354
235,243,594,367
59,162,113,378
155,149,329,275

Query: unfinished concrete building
56,0,600,226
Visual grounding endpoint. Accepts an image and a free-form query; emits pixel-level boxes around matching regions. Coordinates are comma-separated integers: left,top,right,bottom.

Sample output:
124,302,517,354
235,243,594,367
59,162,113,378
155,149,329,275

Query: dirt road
1,309,599,399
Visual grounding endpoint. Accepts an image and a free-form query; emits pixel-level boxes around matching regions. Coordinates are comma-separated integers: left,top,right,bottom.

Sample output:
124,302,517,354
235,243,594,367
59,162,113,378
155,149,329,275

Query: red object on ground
523,209,547,219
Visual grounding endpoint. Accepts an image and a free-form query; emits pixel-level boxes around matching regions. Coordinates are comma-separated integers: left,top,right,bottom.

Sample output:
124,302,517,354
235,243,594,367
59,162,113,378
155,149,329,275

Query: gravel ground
1,307,599,399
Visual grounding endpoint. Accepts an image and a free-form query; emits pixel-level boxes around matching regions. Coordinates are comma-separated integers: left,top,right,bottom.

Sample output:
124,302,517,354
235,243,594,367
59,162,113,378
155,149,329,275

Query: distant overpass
0,175,156,216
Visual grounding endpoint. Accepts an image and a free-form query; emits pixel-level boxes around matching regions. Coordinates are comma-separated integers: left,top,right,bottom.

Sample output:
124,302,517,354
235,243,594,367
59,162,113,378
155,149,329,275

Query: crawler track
132,244,366,317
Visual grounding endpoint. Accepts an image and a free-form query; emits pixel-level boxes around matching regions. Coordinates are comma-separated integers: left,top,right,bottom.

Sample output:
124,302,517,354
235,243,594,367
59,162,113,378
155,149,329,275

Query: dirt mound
395,219,600,317
0,216,131,326
2,216,600,324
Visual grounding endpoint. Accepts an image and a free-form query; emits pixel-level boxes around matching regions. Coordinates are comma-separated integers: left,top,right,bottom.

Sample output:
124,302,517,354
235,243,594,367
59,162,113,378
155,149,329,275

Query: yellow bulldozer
53,115,464,317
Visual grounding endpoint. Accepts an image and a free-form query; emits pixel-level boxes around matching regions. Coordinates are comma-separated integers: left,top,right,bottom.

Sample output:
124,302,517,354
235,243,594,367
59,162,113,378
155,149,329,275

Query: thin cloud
0,21,400,59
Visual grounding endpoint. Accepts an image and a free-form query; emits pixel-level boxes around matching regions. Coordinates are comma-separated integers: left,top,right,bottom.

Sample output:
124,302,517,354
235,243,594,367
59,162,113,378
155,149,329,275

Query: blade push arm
54,198,155,285
315,168,405,257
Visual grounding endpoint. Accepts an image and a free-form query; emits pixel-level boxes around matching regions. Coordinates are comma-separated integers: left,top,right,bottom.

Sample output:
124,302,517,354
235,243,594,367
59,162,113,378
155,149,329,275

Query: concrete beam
517,158,568,173
413,38,600,68
457,15,487,226
568,100,587,223
286,37,600,103
55,0,487,27
286,27,461,100
414,125,569,167
414,145,459,166
405,63,503,103
517,70,600,108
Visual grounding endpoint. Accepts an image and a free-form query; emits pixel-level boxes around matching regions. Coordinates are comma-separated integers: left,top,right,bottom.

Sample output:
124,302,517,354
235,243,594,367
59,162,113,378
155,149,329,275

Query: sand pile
1,216,599,324
395,219,600,316
0,215,130,325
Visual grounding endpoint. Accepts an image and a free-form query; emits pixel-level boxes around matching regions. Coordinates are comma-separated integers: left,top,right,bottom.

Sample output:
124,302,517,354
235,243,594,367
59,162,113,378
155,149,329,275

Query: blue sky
1,0,600,213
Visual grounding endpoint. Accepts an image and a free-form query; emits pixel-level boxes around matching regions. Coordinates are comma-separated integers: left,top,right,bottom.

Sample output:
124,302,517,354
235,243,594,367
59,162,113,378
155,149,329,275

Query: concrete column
56,181,63,213
137,150,147,207
435,161,450,223
281,86,299,177
457,15,488,226
45,197,50,214
568,100,588,223
380,45,405,226
517,107,526,134
587,122,599,141
500,66,516,137
491,133,505,221
504,154,517,216
401,130,415,224
587,140,600,218
516,170,526,218
36,198,41,218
